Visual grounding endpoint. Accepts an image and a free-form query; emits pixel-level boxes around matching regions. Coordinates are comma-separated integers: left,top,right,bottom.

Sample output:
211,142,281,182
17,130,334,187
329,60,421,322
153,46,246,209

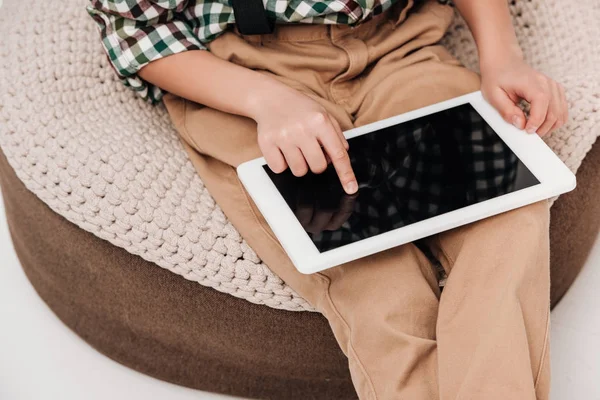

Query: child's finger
328,115,349,150
538,81,566,136
535,112,557,136
300,139,328,174
539,82,566,135
281,145,309,177
260,140,288,173
521,84,550,134
318,130,358,194
484,86,526,129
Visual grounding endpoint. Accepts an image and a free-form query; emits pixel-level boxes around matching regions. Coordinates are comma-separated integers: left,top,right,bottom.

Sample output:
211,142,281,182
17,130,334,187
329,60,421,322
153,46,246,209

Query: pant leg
342,1,551,398
163,93,443,399
352,6,551,395
426,201,551,400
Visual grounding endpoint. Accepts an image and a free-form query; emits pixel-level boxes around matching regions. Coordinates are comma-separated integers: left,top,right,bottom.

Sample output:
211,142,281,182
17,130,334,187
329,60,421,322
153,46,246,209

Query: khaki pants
164,1,551,398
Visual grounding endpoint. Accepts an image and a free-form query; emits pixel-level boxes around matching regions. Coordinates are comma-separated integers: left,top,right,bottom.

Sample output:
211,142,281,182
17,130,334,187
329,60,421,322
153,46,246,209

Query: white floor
0,192,598,400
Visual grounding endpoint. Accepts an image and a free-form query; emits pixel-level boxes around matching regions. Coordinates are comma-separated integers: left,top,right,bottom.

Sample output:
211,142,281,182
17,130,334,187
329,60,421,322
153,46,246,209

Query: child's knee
499,201,550,238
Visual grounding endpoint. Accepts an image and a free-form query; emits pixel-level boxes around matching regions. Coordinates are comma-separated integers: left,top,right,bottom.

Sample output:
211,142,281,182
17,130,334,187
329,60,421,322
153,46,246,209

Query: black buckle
231,0,274,35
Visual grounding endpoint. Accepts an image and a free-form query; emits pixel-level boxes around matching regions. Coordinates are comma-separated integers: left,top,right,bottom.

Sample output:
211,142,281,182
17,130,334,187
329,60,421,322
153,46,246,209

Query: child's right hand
249,84,358,195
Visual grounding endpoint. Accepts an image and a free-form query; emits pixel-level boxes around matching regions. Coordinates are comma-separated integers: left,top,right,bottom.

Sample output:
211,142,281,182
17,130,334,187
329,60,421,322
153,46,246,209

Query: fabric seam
534,306,551,389
322,274,380,399
534,205,552,389
437,224,470,272
181,100,207,154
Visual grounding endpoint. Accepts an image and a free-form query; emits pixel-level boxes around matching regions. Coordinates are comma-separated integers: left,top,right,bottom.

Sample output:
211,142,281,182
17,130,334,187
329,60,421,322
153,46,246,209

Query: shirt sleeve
87,0,205,104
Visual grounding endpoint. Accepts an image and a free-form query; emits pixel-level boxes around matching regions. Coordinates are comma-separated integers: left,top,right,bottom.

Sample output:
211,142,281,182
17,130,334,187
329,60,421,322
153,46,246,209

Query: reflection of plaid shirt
274,105,523,252
87,0,446,103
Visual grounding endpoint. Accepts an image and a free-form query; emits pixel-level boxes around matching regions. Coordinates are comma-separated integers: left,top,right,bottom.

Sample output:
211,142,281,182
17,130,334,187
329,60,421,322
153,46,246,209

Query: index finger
318,128,358,194
524,87,550,133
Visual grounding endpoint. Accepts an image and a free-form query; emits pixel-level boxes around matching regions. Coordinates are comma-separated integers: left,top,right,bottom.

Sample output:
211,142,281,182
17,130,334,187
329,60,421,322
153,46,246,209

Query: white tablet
237,91,576,274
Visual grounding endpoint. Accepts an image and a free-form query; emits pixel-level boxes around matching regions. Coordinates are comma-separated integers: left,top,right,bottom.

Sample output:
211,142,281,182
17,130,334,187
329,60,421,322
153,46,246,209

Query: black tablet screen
264,104,540,253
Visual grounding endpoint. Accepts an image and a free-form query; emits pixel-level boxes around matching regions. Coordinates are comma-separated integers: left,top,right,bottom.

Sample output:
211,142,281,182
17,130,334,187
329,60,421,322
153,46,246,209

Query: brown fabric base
0,137,598,399
549,140,600,305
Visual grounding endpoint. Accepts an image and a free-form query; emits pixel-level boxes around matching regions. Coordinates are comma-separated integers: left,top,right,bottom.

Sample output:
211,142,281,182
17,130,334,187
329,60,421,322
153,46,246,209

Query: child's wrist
479,42,523,72
245,90,265,121
245,79,291,121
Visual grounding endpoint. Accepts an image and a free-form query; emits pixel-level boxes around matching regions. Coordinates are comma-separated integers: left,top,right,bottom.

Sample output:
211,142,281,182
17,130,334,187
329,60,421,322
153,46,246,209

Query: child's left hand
480,55,568,137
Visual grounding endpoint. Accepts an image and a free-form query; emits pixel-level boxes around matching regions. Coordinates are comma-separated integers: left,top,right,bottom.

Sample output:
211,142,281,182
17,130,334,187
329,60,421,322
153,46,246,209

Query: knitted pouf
0,0,598,312
0,0,599,398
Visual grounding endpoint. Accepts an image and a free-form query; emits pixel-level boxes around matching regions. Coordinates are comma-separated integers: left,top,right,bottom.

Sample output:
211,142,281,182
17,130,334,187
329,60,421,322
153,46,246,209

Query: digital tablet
237,91,576,274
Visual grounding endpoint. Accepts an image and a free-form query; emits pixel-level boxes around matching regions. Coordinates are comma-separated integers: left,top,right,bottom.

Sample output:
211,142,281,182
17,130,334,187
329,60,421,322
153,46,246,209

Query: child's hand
480,55,568,136
250,84,358,194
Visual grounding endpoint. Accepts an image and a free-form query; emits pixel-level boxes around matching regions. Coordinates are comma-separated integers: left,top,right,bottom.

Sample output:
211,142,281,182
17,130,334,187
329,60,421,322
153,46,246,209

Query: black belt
231,0,274,35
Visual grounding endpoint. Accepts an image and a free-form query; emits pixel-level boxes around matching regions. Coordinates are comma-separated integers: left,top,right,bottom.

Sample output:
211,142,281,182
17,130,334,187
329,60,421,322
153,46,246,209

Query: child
88,1,568,398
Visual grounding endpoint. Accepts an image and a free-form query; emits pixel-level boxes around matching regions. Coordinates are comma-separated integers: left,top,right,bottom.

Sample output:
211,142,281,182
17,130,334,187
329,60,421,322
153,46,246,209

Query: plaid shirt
268,104,533,253
87,0,446,103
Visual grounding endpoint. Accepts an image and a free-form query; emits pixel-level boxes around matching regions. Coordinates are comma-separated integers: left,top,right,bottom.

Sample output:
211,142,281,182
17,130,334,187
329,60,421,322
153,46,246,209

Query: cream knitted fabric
0,0,598,312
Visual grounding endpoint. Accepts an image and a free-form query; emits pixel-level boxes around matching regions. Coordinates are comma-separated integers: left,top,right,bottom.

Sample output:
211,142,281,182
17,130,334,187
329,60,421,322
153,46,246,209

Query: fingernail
526,126,538,134
346,181,358,194
512,115,522,128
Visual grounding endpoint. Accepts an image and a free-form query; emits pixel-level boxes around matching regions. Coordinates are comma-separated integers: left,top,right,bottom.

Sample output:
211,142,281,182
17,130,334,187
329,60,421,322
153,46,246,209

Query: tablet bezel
237,91,576,274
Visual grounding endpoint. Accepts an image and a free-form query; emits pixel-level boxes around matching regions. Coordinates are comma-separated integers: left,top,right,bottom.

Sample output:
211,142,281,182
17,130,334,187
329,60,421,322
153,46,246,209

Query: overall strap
231,0,274,35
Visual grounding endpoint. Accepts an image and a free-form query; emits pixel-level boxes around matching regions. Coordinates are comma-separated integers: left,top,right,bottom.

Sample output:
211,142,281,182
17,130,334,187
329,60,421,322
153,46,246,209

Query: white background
0,189,598,400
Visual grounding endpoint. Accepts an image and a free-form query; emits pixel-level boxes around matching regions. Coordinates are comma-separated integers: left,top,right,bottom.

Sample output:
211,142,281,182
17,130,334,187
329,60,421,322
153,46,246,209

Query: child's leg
427,201,551,400
346,2,551,396
164,93,442,399
351,49,550,400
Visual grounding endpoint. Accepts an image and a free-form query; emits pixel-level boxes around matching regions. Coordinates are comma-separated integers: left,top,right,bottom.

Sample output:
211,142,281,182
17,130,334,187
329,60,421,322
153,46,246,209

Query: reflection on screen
264,104,540,253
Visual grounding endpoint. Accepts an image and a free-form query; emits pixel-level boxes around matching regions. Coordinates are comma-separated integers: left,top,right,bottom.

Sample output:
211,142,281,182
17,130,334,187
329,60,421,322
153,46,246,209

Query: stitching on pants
180,99,207,155
534,306,551,389
534,207,551,390
329,31,370,104
263,33,329,42
438,236,455,269
436,224,471,272
322,275,380,400
328,37,351,104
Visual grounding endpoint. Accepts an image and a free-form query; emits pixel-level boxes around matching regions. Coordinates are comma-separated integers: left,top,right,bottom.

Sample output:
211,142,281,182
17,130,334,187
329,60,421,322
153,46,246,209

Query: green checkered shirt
88,0,443,103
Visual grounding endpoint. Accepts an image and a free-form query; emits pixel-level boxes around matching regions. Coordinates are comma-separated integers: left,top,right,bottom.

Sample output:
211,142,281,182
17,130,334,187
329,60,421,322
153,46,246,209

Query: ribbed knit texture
0,0,598,312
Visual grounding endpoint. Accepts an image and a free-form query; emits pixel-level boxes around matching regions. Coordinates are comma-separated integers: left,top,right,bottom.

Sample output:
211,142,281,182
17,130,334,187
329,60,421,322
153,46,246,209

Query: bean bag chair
0,0,598,398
